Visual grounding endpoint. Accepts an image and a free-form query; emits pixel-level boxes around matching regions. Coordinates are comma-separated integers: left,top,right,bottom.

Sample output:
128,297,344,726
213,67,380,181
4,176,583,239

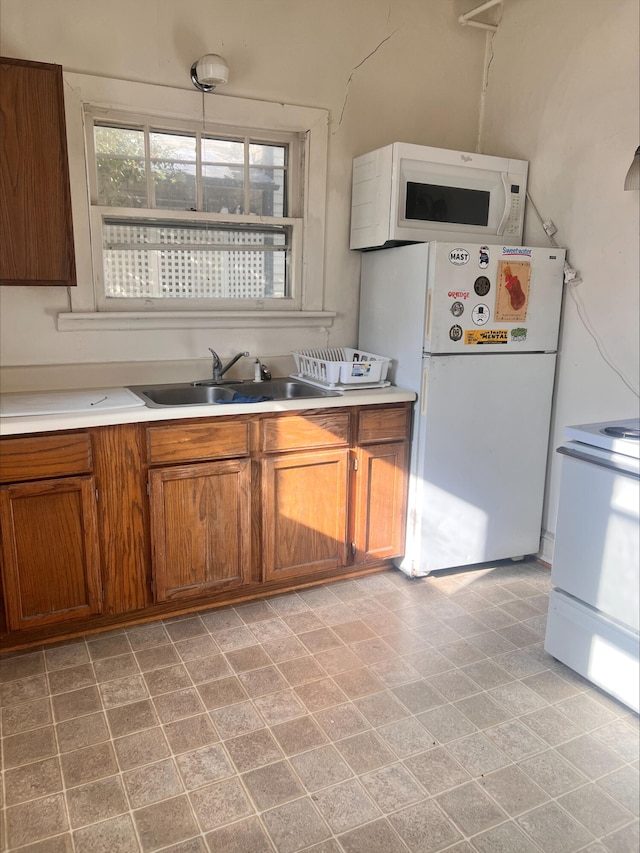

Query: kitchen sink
128,384,237,407
127,378,340,408
229,380,340,400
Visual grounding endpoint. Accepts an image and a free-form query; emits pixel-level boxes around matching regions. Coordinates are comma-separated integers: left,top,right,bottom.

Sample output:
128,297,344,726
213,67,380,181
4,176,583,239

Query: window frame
59,72,331,330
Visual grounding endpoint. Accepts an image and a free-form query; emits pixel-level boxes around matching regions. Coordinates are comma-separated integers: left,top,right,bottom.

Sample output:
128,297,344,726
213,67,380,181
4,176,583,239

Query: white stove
565,417,640,459
545,417,640,712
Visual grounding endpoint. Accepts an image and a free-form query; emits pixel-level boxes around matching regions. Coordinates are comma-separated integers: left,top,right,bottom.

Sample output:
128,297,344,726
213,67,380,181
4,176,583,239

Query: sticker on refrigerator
448,248,470,265
464,329,508,345
474,277,491,296
479,246,489,268
450,301,464,317
511,327,527,342
449,325,463,341
471,304,490,326
495,260,531,323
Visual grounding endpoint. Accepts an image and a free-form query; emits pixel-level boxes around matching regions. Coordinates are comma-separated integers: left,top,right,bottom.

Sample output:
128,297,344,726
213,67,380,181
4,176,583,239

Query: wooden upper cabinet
0,57,76,286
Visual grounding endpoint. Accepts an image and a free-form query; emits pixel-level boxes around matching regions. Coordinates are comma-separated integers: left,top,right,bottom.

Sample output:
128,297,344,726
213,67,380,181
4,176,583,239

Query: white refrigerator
358,241,566,577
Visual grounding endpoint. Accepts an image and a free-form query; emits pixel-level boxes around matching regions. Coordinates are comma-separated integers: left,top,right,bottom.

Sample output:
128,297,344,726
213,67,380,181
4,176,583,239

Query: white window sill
56,310,336,332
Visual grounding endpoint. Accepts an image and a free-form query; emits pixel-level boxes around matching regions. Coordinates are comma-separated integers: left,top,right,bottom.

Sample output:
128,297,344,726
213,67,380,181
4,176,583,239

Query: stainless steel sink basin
229,380,340,400
128,384,237,408
128,378,340,408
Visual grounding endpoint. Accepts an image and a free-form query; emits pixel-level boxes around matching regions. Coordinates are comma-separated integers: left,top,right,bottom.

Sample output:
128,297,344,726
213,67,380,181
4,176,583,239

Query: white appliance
545,418,640,712
358,241,566,576
350,143,528,250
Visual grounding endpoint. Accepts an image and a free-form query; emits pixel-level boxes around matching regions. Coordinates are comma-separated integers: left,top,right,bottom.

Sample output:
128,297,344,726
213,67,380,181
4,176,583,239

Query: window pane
202,165,244,213
202,137,244,164
249,167,285,216
102,218,288,299
95,125,147,207
249,143,285,167
149,132,197,210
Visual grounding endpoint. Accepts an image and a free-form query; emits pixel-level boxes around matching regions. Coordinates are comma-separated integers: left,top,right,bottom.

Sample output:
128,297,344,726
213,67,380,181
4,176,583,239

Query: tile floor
1,560,638,853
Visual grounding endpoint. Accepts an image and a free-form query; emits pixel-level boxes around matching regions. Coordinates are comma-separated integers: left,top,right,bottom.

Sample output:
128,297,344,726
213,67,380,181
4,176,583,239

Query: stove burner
602,426,640,439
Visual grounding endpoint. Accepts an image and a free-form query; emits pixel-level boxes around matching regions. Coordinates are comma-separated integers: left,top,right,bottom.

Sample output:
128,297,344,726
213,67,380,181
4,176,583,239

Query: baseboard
538,529,554,567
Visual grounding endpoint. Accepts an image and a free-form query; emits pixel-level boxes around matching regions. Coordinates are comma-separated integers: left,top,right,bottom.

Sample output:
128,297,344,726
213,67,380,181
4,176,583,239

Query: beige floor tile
163,713,218,755
73,815,139,853
515,801,595,853
436,781,506,835
189,777,253,831
205,816,275,852
60,741,118,787
242,759,305,809
5,757,63,806
133,795,200,851
6,794,69,848
66,776,128,828
175,743,234,789
2,562,637,853
123,758,184,807
2,696,52,734
261,797,331,853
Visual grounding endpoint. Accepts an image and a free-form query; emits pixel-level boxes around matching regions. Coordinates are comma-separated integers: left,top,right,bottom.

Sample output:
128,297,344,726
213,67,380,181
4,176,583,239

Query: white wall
480,0,640,555
0,0,485,387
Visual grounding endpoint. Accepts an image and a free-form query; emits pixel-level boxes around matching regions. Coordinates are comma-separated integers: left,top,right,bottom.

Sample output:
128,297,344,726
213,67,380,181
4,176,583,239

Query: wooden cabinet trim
357,404,410,445
0,432,92,483
261,411,350,453
147,419,251,465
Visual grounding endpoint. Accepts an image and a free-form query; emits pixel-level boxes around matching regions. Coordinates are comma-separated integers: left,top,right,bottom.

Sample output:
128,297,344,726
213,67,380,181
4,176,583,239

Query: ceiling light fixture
190,54,229,93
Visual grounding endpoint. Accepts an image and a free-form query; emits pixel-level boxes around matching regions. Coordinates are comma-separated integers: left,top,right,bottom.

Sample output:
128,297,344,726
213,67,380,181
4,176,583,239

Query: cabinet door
0,57,76,286
149,459,251,602
353,442,408,563
0,476,102,630
262,449,349,582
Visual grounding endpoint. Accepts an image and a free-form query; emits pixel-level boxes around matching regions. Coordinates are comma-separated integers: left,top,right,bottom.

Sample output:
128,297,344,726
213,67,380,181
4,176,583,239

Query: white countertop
0,385,416,436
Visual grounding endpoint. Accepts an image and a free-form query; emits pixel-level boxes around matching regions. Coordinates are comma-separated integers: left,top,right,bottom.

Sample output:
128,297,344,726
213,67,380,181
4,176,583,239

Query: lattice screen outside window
102,220,287,299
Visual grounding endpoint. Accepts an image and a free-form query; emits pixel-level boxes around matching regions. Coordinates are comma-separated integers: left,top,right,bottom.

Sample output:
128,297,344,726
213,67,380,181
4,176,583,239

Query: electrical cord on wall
526,191,639,398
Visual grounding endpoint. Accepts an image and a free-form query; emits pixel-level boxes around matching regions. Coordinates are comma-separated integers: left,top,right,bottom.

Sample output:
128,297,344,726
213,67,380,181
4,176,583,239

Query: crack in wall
333,29,399,134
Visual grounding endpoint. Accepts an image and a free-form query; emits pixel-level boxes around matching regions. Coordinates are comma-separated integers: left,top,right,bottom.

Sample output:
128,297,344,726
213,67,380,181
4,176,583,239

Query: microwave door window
405,182,490,227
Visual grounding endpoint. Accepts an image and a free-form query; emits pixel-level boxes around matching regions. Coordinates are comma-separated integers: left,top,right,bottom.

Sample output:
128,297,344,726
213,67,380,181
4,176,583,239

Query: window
86,113,303,310
59,74,330,329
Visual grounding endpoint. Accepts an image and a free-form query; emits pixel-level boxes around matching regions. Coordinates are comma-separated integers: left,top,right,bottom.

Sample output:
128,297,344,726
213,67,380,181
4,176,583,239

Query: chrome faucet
208,349,250,382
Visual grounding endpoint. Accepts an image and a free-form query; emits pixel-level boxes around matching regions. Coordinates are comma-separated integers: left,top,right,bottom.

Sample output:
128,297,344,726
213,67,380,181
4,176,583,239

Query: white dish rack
291,348,391,389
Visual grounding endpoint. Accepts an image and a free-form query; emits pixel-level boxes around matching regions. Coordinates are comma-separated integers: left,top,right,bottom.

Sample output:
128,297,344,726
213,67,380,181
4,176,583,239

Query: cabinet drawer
261,412,350,453
358,406,410,444
0,433,92,483
147,420,250,464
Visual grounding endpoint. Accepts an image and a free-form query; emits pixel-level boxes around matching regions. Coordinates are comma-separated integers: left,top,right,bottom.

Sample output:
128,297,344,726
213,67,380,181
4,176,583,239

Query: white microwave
350,142,528,250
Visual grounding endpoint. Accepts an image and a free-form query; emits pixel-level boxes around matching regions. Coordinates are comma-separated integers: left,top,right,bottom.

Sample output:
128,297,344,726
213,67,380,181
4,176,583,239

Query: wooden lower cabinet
0,476,102,630
0,402,411,647
262,449,349,582
149,458,252,601
352,442,408,563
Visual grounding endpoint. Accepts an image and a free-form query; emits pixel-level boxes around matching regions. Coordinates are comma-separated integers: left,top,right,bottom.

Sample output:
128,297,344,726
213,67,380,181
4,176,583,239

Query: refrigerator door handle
421,364,429,417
